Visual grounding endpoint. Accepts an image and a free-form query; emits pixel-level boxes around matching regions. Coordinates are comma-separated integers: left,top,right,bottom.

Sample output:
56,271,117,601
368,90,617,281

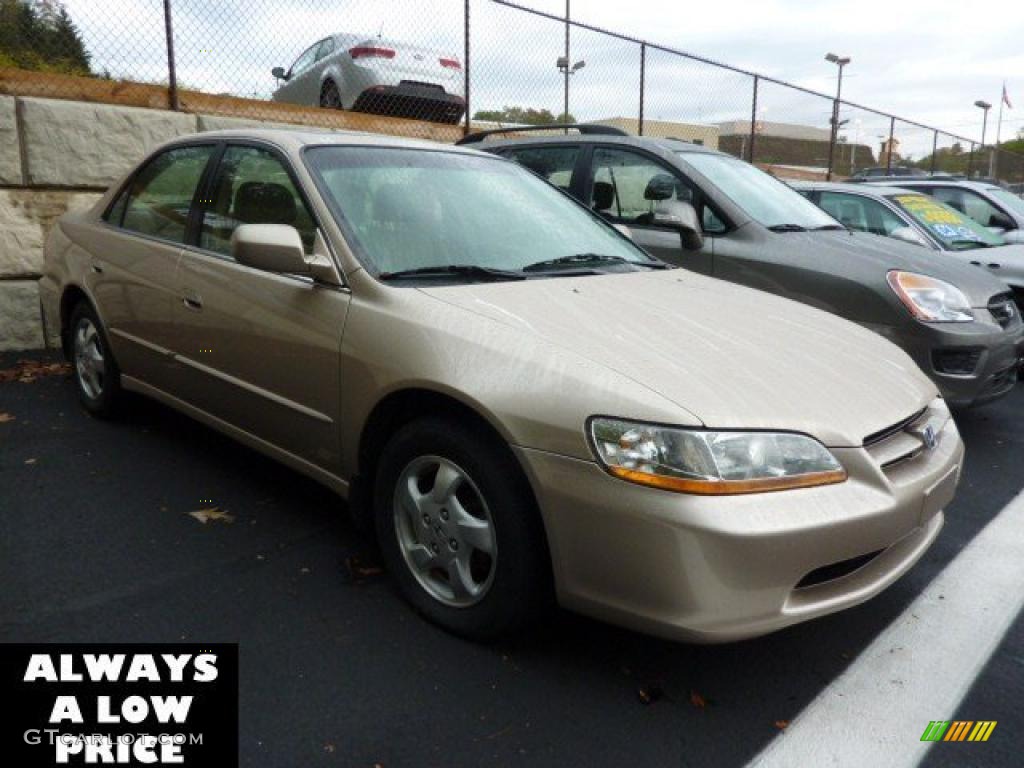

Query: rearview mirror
271,66,288,81
232,224,309,274
652,200,704,251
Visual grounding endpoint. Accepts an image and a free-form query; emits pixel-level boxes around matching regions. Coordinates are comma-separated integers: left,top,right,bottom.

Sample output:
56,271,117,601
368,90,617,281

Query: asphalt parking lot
2,349,1022,768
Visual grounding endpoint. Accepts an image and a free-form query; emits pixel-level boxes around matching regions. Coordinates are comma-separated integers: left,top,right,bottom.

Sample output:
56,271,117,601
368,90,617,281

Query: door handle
182,290,203,310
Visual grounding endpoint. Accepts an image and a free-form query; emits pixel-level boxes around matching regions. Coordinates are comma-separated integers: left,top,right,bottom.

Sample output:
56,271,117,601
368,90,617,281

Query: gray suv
463,127,1024,406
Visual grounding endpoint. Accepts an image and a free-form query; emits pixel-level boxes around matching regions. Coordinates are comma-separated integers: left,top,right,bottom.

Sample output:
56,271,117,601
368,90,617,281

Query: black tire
373,418,551,641
319,80,342,110
68,300,121,417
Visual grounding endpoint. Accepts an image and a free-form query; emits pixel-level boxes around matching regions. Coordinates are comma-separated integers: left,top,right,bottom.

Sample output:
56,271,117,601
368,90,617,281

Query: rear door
89,143,217,387
172,142,350,470
581,145,715,273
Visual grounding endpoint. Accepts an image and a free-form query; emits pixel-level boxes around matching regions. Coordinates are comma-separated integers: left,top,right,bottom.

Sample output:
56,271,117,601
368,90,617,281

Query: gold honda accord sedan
41,130,963,642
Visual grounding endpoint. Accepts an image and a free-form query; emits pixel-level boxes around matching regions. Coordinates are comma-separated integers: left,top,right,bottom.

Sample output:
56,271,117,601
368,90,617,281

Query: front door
172,143,349,471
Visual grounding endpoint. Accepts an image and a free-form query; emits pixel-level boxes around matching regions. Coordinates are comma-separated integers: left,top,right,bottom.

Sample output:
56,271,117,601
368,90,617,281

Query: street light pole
974,99,991,179
825,52,851,181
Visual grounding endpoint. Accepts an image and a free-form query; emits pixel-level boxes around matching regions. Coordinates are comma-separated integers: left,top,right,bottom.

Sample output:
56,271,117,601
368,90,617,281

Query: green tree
473,105,577,125
0,0,91,75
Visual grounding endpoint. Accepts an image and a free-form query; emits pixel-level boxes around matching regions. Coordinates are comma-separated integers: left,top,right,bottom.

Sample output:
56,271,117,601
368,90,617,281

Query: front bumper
514,402,963,643
876,315,1024,408
352,83,466,124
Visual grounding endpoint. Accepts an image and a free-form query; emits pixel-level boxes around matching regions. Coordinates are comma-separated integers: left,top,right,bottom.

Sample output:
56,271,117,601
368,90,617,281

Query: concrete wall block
18,97,198,188
0,280,44,351
0,95,22,185
0,190,102,278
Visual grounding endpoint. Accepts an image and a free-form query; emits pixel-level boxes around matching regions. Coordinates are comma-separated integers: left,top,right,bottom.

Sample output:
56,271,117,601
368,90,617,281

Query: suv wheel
374,418,549,640
69,301,121,416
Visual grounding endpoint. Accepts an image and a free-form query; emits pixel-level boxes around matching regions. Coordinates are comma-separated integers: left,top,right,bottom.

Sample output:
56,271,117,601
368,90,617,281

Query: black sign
1,644,237,766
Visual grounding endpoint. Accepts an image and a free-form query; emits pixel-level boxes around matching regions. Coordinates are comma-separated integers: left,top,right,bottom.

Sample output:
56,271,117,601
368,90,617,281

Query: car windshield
305,147,656,278
890,193,1005,250
677,152,839,230
984,187,1024,218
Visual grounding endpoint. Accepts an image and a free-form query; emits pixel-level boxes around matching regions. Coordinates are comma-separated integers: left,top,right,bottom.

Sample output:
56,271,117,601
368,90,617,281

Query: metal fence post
463,0,470,136
638,42,645,136
967,141,975,178
162,0,179,111
930,130,938,175
885,116,895,174
563,0,570,123
748,75,759,163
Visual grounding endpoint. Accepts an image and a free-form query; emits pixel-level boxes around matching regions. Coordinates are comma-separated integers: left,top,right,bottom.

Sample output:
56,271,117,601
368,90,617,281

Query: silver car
794,181,1024,309
271,34,465,124
864,179,1024,245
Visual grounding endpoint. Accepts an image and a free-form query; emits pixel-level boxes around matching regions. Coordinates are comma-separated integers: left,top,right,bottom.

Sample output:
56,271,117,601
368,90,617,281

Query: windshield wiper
522,253,668,272
812,224,847,231
766,223,809,232
378,264,526,282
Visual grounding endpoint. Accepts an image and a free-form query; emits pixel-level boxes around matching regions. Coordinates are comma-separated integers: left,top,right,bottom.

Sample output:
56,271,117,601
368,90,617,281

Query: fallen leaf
638,684,664,706
690,691,707,709
186,507,235,524
24,458,37,465
775,720,790,730
0,359,71,383
345,555,384,582
0,412,14,423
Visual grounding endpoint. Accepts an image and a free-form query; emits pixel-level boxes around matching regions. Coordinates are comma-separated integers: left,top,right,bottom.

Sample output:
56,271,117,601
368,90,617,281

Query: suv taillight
350,46,396,60
439,57,462,70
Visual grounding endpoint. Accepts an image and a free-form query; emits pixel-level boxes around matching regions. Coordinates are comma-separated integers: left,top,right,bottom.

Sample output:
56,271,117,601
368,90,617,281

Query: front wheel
374,418,550,640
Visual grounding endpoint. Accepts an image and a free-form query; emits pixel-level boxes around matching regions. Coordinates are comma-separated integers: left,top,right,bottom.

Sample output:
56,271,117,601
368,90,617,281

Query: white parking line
748,489,1024,768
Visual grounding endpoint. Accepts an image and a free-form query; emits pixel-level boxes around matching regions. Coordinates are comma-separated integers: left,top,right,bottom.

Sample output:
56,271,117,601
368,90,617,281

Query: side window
199,145,317,257
589,147,726,233
290,44,317,75
960,191,1005,228
315,37,335,61
503,146,579,192
818,192,906,236
589,148,689,222
120,145,214,243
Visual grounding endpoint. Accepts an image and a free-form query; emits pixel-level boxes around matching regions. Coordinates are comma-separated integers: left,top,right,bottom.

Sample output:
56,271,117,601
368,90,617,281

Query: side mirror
999,228,1024,244
232,224,309,274
652,200,704,251
271,66,288,81
889,226,927,247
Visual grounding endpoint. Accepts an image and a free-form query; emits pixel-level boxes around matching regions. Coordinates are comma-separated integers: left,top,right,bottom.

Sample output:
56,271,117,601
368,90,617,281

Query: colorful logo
921,721,997,742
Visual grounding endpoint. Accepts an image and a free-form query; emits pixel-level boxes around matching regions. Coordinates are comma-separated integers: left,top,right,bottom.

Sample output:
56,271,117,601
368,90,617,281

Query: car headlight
887,271,973,322
589,418,847,495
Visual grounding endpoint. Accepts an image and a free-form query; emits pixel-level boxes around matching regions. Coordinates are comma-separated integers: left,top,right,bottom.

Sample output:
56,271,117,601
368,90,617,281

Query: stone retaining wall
0,97,345,350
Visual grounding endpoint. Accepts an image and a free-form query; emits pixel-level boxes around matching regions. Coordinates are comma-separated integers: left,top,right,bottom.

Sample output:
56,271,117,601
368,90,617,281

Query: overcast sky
64,0,1022,157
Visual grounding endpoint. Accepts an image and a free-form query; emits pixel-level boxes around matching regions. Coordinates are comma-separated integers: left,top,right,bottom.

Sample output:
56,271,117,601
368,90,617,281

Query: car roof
863,178,1001,191
474,132,722,156
162,128,489,157
790,181,925,197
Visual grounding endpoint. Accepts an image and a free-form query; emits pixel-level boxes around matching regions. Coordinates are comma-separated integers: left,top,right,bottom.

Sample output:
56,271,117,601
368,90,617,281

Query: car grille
932,347,983,375
864,407,944,473
989,293,1018,328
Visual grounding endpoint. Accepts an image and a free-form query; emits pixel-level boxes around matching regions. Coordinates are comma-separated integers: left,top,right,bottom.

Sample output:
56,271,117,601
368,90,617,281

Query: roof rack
456,123,629,145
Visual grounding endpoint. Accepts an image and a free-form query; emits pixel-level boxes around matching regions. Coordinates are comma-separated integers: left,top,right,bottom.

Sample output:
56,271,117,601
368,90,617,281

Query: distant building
592,117,719,149
716,119,831,142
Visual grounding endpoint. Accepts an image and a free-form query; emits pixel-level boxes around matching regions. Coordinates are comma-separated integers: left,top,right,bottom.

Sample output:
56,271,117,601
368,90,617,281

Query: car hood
787,229,1010,307
419,269,936,448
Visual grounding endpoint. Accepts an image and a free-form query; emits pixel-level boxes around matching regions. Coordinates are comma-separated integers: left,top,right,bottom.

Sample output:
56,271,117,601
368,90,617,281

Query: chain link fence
2,0,1022,187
